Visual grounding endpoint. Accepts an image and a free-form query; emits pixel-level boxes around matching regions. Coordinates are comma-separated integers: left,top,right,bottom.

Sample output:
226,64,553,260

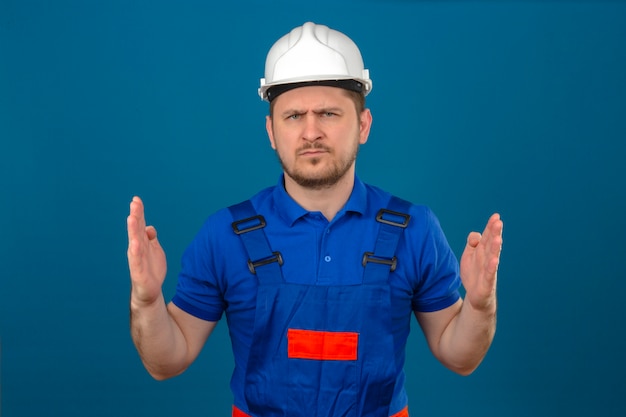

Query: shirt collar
272,174,367,226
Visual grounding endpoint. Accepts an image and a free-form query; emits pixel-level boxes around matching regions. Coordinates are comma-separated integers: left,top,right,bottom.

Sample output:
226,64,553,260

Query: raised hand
127,196,167,306
459,213,503,312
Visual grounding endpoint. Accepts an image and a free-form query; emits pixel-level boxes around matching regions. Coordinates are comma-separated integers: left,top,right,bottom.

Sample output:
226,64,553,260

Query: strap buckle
248,251,284,274
361,251,397,272
232,215,266,235
376,208,410,228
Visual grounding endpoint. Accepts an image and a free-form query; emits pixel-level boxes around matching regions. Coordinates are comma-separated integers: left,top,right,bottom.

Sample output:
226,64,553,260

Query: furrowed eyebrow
313,107,343,115
280,109,305,118
279,107,344,119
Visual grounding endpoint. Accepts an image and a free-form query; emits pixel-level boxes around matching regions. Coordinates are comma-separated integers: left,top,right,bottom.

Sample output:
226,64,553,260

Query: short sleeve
171,217,226,322
410,207,462,313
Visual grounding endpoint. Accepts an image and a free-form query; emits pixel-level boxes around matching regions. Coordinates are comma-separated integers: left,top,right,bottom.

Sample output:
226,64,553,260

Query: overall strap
229,200,284,284
362,196,412,284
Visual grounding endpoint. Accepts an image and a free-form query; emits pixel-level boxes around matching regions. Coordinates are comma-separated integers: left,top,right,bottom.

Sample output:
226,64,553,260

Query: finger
127,196,147,257
466,231,482,248
480,213,500,241
484,214,503,273
486,254,501,276
129,196,146,229
145,225,158,241
128,197,147,233
487,214,504,253
478,213,502,245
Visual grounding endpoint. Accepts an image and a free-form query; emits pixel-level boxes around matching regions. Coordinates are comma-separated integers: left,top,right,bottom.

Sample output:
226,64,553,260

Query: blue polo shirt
172,174,461,409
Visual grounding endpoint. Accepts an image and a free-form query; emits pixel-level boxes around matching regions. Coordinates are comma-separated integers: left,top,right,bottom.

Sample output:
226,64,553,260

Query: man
127,22,503,417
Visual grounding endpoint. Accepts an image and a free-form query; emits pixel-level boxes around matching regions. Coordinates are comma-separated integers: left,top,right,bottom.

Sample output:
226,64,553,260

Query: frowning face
266,86,372,190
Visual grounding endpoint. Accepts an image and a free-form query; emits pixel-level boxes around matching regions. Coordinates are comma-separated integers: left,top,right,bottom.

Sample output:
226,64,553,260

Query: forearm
438,298,497,376
130,292,189,380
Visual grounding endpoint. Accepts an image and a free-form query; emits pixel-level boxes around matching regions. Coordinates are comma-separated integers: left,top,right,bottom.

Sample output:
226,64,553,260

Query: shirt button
324,255,332,262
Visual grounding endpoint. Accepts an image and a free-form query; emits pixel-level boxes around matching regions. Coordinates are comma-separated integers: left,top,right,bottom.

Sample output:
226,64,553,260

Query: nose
302,114,323,142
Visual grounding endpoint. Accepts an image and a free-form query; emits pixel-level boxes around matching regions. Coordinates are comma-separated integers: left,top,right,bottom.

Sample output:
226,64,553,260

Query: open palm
459,213,503,311
127,196,167,305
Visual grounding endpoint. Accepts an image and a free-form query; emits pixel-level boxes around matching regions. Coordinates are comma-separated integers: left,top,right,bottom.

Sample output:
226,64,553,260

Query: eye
287,113,302,120
322,112,336,118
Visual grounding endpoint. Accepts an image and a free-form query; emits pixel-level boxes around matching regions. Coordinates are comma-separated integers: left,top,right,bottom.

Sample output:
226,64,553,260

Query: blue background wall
1,1,625,416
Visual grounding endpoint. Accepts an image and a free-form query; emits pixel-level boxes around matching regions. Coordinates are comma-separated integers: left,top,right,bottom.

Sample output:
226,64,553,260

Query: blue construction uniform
172,175,461,416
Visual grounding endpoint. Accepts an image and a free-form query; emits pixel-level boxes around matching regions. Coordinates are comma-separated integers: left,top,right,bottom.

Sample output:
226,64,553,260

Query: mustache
297,143,331,153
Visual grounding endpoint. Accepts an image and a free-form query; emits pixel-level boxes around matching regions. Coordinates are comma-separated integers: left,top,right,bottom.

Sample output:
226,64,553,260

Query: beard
276,142,359,190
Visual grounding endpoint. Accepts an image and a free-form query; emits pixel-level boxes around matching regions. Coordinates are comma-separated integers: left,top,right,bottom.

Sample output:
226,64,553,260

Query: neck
283,169,355,221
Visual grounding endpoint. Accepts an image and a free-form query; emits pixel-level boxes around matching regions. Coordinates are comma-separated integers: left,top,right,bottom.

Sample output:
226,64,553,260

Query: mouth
300,150,327,157
298,145,330,157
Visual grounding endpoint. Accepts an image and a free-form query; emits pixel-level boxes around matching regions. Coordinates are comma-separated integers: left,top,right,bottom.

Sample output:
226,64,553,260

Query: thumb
145,225,158,241
466,231,482,249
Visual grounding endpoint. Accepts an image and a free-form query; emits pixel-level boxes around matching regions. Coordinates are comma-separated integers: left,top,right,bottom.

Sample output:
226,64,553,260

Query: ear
266,115,276,149
359,108,372,145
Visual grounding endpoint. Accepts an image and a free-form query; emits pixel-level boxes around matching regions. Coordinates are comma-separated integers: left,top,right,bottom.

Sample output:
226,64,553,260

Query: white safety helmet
259,22,372,102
